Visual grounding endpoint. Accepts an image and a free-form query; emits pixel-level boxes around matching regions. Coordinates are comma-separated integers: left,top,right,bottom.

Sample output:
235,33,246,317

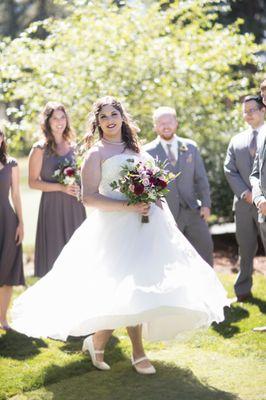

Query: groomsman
145,106,213,266
250,95,266,248
250,83,266,332
224,95,266,302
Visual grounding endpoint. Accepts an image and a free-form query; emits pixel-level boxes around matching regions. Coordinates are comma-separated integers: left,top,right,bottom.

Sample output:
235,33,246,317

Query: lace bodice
99,154,142,200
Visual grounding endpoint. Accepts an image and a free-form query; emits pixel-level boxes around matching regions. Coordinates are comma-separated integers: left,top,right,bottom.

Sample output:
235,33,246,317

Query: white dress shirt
253,123,266,150
242,123,266,199
158,134,179,162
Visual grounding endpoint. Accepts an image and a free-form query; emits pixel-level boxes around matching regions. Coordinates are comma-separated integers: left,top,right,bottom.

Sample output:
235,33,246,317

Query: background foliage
0,0,265,218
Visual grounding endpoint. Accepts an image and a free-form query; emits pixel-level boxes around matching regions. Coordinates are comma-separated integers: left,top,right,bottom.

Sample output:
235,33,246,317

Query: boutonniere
180,143,188,152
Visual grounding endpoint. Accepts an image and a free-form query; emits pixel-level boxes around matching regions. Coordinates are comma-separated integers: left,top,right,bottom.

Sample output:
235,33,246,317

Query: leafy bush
0,0,265,217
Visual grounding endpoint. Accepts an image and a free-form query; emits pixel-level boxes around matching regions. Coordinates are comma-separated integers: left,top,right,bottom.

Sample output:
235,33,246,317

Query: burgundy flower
134,183,144,195
64,167,75,177
149,176,157,186
157,178,167,189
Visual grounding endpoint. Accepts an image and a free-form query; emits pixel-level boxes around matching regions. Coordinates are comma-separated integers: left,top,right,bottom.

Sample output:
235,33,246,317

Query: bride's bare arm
81,148,149,215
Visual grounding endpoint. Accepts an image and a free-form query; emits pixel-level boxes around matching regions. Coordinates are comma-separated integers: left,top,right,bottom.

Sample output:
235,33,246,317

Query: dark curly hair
85,96,140,153
40,102,75,154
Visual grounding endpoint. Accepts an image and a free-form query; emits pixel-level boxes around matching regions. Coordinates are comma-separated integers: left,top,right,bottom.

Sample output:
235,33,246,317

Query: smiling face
243,100,265,129
154,113,178,141
49,109,67,137
98,104,123,140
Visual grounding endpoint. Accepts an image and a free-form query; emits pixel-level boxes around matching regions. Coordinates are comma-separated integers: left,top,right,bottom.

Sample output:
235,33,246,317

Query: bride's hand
129,202,151,216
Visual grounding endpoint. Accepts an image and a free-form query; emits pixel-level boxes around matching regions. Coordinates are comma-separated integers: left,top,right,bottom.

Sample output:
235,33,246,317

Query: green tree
0,0,66,38
0,0,265,218
216,0,266,44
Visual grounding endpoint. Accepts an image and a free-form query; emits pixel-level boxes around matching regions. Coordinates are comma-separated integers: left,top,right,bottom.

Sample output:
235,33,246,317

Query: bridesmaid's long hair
40,102,75,154
85,96,140,153
0,124,7,165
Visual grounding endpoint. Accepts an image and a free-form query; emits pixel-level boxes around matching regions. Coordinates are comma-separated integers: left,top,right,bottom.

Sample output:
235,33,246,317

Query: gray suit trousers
258,222,266,254
234,200,260,296
177,206,214,267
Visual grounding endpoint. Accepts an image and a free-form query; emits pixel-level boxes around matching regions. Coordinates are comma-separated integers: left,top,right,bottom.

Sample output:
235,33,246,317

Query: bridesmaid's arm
81,149,149,215
11,165,24,245
28,147,76,196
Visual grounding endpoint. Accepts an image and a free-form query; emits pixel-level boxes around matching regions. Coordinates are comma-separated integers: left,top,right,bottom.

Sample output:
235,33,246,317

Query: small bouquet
53,158,82,201
110,158,178,223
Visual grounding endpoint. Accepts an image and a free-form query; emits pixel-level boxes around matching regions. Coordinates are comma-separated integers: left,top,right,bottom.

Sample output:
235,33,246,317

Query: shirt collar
250,123,265,135
158,134,178,146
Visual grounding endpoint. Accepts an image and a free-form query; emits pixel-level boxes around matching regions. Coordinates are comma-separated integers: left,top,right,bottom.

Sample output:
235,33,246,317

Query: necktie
249,130,258,158
166,143,176,166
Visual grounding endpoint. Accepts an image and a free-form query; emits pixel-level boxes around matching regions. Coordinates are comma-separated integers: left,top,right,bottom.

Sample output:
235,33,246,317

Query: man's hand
200,206,210,222
258,200,266,215
242,190,253,205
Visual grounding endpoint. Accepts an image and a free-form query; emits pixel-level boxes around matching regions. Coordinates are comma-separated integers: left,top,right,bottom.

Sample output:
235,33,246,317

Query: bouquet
53,158,80,186
110,158,178,223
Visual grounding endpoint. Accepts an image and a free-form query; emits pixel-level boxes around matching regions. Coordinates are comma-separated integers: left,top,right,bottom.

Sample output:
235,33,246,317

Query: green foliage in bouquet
110,158,178,204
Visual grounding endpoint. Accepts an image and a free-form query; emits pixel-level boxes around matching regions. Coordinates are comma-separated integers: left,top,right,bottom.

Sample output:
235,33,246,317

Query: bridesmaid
29,102,86,277
0,125,25,330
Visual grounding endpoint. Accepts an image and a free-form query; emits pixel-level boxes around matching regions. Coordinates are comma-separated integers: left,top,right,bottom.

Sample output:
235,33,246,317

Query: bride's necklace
101,137,125,146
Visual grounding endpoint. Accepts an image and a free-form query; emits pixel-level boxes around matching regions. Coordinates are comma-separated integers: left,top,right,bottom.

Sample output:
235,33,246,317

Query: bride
12,96,229,375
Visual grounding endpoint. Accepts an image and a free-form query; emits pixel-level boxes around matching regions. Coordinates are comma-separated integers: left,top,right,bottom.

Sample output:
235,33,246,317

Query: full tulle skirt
11,204,229,341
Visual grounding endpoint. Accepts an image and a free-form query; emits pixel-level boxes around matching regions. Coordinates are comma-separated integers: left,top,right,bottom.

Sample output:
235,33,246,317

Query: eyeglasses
243,107,260,116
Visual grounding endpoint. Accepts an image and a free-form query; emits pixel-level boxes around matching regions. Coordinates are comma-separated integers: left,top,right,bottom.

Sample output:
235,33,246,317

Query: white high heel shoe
131,355,156,375
82,335,110,371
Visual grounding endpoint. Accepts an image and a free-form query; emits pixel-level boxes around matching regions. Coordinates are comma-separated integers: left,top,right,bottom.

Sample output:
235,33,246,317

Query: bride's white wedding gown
12,153,229,341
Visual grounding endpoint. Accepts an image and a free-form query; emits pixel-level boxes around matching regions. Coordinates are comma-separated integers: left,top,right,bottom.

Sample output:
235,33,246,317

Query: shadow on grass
61,335,124,363
31,335,128,387
41,360,240,400
0,329,47,360
212,305,249,338
249,296,266,314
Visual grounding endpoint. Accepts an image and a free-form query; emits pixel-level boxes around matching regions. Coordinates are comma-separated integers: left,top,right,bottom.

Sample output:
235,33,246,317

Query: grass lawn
0,274,265,400
3,158,265,399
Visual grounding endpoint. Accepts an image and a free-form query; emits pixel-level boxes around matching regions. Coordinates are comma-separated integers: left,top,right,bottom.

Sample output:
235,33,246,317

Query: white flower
143,178,150,187
64,176,76,185
129,184,135,193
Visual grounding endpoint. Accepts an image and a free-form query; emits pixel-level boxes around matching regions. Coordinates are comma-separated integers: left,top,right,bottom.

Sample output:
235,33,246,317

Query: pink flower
152,166,160,174
142,178,150,187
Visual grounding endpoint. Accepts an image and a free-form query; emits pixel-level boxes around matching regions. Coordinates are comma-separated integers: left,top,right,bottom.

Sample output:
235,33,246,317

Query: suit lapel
261,137,266,169
156,141,168,163
245,132,254,169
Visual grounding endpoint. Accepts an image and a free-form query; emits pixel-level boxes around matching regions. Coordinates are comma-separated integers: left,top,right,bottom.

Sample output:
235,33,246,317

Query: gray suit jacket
250,137,266,222
224,129,255,208
144,137,211,221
